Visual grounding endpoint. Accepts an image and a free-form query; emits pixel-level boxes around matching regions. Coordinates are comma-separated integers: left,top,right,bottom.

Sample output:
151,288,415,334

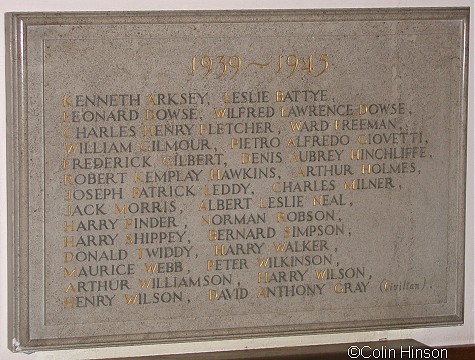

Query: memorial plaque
6,8,468,352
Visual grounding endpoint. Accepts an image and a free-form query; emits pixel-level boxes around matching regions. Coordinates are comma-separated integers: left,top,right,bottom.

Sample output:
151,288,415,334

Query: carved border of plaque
6,8,469,352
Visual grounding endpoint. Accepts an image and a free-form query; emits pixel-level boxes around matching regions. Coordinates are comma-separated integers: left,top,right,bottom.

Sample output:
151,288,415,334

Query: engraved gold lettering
351,149,361,160
278,55,283,72
257,288,268,298
210,169,222,181
145,109,155,120
134,172,143,183
191,56,196,75
257,258,269,268
191,54,329,78
361,164,372,174
258,272,268,283
359,104,368,115
273,241,287,252
209,230,217,241
344,180,357,190
301,55,314,72
200,56,213,77
317,53,329,77
286,55,299,77
215,244,225,256
290,152,299,162
259,198,267,208
140,142,150,152
207,260,214,270
126,234,133,244
115,204,127,214
64,174,73,185
315,270,326,280
63,297,75,309
214,108,227,118
142,125,155,136
124,294,138,305
64,267,77,277
333,283,344,293
146,95,158,105
217,55,227,78
132,187,140,198
357,135,368,144
334,119,340,130
64,236,75,247
284,227,290,239
139,279,152,288
65,283,76,293
64,252,74,262
223,92,230,103
290,121,303,131
64,143,78,154
145,263,158,273
64,221,75,232
63,96,72,107
313,196,323,206
228,55,241,79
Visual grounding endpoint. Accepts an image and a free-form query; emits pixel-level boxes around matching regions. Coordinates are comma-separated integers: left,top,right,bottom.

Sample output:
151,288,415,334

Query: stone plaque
6,8,468,352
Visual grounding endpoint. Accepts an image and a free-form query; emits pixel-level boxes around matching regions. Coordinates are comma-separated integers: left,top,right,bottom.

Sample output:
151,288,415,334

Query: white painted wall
1,1,473,359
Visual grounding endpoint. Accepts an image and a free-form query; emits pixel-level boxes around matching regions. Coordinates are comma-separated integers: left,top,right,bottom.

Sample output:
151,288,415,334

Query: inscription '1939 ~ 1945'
6,8,468,352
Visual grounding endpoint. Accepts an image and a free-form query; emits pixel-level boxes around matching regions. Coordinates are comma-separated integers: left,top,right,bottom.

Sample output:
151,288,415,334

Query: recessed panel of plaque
6,8,468,351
